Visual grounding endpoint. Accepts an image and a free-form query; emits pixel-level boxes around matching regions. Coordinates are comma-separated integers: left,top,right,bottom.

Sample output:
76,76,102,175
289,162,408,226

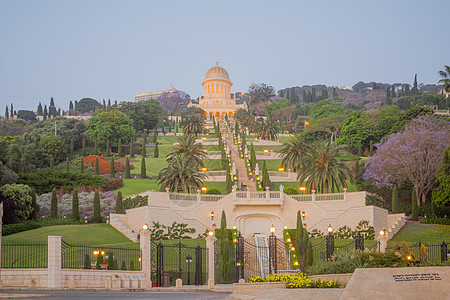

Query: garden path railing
2,242,48,268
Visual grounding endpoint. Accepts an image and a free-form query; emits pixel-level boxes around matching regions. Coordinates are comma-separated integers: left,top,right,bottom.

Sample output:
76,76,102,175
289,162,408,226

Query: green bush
123,195,149,209
365,193,387,209
284,187,299,195
83,254,91,269
17,170,106,194
205,188,221,195
305,250,408,275
421,217,450,225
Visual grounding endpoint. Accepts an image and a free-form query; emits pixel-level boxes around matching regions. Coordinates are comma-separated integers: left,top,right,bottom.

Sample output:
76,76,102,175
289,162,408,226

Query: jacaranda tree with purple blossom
363,115,450,206
156,91,190,116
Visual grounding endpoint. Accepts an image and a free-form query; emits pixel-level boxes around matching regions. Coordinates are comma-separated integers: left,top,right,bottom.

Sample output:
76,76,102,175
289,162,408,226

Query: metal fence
61,240,141,270
386,241,448,263
2,242,48,268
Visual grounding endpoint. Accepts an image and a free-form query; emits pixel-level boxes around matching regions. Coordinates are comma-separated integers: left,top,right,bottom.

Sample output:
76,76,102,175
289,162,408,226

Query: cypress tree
72,189,79,220
94,138,98,155
141,143,146,157
5,106,9,119
103,99,106,110
357,141,362,156
110,159,115,177
386,87,391,105
82,137,86,156
302,231,310,267
108,99,111,108
10,103,13,118
50,188,58,218
37,102,43,115
94,157,99,175
143,129,148,145
118,139,122,157
130,140,134,157
30,189,37,220
411,189,418,221
369,140,374,156
152,130,157,143
391,85,396,98
106,139,110,157
125,158,131,179
116,191,124,214
69,101,74,114
355,159,360,178
412,74,419,95
93,190,101,222
83,254,90,269
66,157,70,172
296,211,304,245
391,185,399,213
140,158,146,178
80,157,85,173
154,142,159,158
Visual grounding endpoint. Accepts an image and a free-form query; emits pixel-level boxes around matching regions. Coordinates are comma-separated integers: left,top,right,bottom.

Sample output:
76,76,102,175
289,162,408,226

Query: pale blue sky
0,0,449,111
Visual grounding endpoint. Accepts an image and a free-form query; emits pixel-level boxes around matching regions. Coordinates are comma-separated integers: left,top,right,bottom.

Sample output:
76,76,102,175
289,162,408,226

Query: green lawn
205,182,227,194
4,224,138,247
388,223,450,245
116,179,159,196
257,159,282,171
204,145,219,151
203,159,223,171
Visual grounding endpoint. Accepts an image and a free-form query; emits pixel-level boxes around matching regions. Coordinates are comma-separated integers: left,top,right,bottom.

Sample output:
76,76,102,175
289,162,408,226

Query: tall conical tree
386,87,391,105
43,105,48,120
72,189,79,220
130,140,134,157
5,106,9,119
115,191,124,214
37,102,43,115
154,142,159,158
66,157,70,172
93,190,101,222
250,144,256,170
125,158,131,179
141,143,146,157
152,130,157,143
110,159,115,177
80,157,85,173
369,140,374,156
412,74,419,95
140,158,146,178
118,139,122,157
50,188,58,218
82,137,86,156
391,185,399,214
94,157,99,175
106,139,111,157
357,141,362,156
143,129,148,145
411,189,418,221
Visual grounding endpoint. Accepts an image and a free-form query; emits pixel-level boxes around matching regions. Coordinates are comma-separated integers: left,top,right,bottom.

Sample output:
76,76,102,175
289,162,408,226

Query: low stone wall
230,288,344,300
232,282,286,295
1,269,146,290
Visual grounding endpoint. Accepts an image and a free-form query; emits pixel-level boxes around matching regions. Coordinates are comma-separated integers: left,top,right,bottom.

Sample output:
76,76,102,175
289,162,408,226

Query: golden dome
204,62,230,81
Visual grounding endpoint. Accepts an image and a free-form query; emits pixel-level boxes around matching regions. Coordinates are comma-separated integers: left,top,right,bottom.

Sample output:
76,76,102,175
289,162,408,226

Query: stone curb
0,294,52,299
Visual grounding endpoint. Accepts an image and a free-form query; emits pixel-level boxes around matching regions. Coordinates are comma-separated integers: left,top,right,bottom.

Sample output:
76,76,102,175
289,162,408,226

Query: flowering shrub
248,273,342,288
83,155,125,174
37,190,116,219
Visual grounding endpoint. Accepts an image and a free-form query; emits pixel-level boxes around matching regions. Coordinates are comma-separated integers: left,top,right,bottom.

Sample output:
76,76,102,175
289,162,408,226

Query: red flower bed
83,155,125,175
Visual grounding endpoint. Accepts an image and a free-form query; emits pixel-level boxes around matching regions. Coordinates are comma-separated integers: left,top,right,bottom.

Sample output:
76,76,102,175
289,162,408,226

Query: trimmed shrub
140,158,146,178
115,191,124,214
50,188,58,218
421,217,450,225
284,187,299,195
92,190,101,222
125,158,130,179
205,188,221,195
72,189,79,220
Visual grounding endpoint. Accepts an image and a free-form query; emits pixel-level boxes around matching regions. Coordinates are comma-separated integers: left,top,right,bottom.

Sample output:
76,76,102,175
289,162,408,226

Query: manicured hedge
17,170,107,194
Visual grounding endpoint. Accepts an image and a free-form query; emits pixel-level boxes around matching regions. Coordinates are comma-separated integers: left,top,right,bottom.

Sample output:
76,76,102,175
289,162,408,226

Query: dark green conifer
72,189,79,220
93,190,101,223
125,158,131,179
115,191,124,214
154,142,159,158
94,157,99,175
50,188,58,218
140,158,146,178
110,159,115,177
106,139,110,157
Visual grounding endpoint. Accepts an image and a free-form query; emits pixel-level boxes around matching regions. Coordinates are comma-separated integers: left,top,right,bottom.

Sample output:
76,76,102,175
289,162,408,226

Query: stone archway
221,112,226,119
215,112,221,119
228,112,233,117
234,213,283,238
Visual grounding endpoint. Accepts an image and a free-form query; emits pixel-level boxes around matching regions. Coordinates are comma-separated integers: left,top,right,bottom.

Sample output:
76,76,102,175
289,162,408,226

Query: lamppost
326,224,334,261
269,225,277,274
185,254,192,285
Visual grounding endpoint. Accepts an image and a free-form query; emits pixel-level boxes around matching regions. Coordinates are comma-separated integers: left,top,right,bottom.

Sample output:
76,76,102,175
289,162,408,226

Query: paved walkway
223,129,257,192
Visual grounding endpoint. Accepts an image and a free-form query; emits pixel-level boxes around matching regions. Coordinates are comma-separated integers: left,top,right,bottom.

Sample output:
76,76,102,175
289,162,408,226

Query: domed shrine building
189,62,247,119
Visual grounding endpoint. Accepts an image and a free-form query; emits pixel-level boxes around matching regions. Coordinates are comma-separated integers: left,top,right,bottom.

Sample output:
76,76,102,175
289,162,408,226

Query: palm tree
256,118,280,141
181,114,205,136
279,133,310,172
297,141,353,193
157,153,206,193
170,135,207,167
438,65,450,93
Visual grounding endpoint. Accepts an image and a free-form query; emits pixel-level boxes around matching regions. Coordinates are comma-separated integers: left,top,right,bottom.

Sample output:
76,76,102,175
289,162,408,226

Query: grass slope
388,223,450,245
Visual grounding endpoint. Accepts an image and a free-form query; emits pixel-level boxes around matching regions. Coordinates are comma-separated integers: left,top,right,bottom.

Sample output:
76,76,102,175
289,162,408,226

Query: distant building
135,86,181,103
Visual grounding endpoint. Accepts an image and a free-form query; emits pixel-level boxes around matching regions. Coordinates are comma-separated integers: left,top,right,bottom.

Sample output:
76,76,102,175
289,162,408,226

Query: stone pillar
47,236,61,289
379,235,388,253
140,230,152,289
206,235,216,289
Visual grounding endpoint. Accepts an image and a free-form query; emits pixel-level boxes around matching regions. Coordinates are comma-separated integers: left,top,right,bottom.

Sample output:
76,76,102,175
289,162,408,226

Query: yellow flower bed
249,273,342,289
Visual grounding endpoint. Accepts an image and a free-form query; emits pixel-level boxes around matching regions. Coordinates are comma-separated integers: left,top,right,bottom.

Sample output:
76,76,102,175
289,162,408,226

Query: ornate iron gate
152,241,206,286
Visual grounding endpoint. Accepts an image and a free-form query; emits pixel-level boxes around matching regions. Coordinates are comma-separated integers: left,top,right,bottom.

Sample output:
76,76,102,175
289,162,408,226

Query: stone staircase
110,214,139,242
387,213,407,240
226,133,257,192
254,234,270,277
